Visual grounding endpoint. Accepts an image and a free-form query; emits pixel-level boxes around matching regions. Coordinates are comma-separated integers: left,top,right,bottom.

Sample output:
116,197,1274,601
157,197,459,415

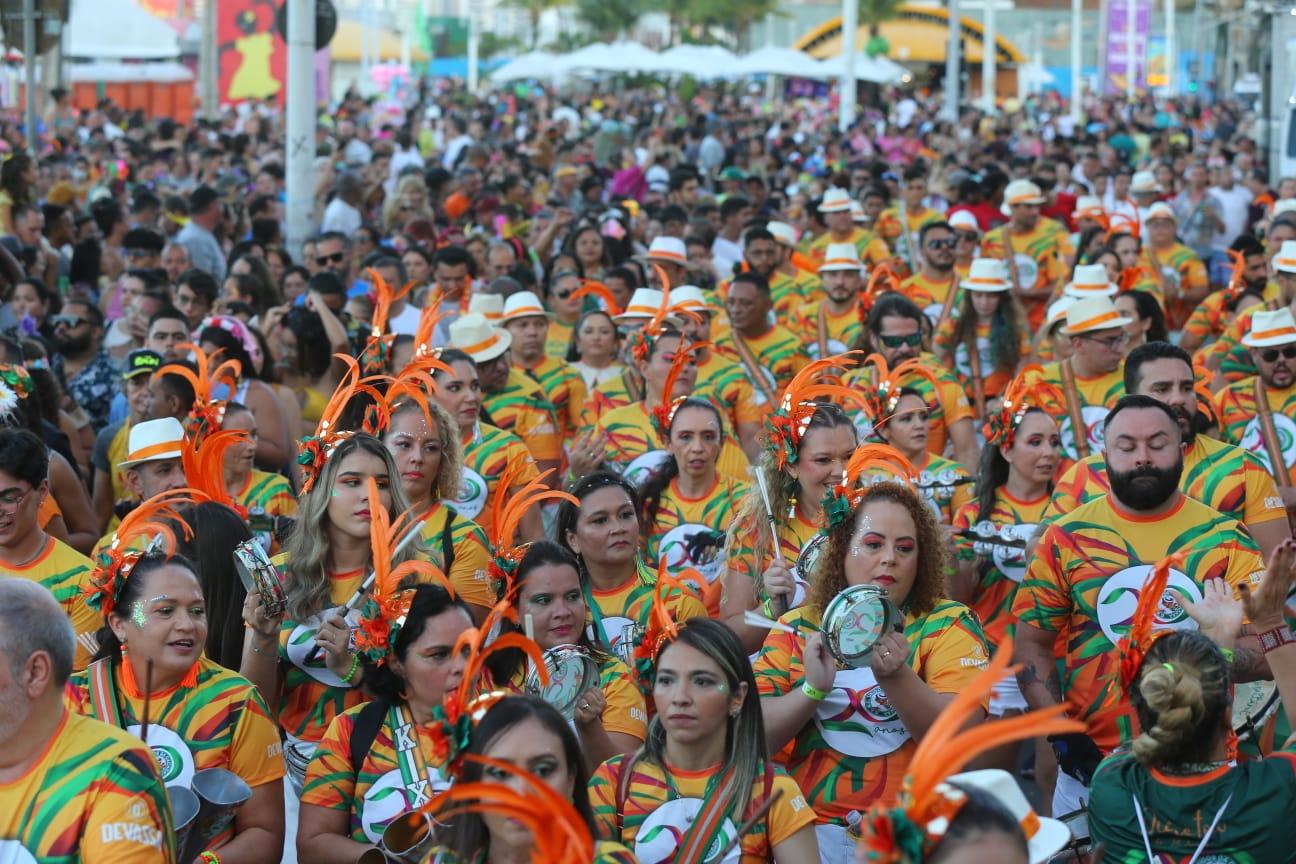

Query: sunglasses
926,238,957,250
51,314,85,328
1259,345,1296,363
315,251,345,265
553,289,574,300
956,231,979,242
879,332,923,349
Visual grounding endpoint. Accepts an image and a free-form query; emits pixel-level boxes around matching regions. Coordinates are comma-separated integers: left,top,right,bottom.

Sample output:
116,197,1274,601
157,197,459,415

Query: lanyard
582,576,614,651
390,703,434,810
1133,791,1232,864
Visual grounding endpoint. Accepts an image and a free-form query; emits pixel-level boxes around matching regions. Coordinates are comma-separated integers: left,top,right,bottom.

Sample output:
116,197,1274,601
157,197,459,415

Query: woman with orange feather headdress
68,488,290,862
949,367,1063,739
750,449,993,857
718,354,865,653
296,478,484,858
426,695,637,864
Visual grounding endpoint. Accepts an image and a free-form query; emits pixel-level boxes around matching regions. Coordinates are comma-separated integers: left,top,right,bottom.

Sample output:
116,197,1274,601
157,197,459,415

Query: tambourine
916,469,974,490
1232,681,1281,741
233,540,287,618
960,521,1030,550
821,584,902,668
525,644,600,720
794,533,829,584
614,622,641,665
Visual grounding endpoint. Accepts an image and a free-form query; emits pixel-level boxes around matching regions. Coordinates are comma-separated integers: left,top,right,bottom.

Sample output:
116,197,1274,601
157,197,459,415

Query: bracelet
1257,624,1296,654
199,852,222,864
339,653,360,683
1220,647,1235,664
801,680,829,702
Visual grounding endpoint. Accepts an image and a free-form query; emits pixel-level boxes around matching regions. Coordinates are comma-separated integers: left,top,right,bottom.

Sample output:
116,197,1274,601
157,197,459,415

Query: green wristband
339,653,360,684
801,680,829,702
1220,647,1235,664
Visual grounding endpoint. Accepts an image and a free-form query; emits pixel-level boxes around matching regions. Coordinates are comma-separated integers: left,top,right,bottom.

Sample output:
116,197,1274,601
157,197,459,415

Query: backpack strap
441,508,457,576
87,658,123,729
614,751,640,838
349,698,391,775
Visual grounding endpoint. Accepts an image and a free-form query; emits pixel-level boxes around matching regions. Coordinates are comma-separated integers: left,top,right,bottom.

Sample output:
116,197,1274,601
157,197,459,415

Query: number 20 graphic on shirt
635,799,740,864
1094,565,1202,646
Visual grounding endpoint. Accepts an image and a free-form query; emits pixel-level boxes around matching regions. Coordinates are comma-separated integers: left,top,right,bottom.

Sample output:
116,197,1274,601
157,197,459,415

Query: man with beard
1047,341,1289,559
1040,296,1132,461
1180,234,1268,353
0,580,174,863
845,293,980,470
802,188,891,269
1013,395,1266,838
52,300,119,431
716,271,809,398
899,221,959,322
982,179,1073,328
1215,308,1296,510
1206,236,1296,384
789,243,865,359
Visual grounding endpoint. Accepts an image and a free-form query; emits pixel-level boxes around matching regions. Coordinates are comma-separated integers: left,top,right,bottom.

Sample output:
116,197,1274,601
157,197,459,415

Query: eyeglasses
1259,345,1296,363
956,231,979,242
50,314,85,328
0,486,32,509
1083,332,1130,350
315,251,345,266
879,332,923,349
553,289,574,300
926,238,957,250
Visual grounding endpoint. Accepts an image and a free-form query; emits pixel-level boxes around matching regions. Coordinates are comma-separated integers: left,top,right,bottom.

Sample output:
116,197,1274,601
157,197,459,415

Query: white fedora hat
613,288,683,326
1063,263,1118,299
948,210,980,232
1130,170,1162,194
946,769,1072,864
1272,239,1296,275
959,258,1010,292
1003,179,1045,206
819,187,853,213
767,221,798,247
645,236,688,265
669,285,714,317
1145,202,1177,223
499,291,551,324
1045,295,1076,329
850,199,868,223
467,293,504,322
1243,308,1296,347
1273,198,1296,217
1073,196,1105,220
448,313,511,362
818,242,863,273
1064,295,1133,335
119,417,186,470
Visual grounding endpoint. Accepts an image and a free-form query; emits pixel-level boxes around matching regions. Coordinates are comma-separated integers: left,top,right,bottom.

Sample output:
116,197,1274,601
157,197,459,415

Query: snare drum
1232,681,1281,742
525,645,600,719
820,585,901,668
233,540,287,618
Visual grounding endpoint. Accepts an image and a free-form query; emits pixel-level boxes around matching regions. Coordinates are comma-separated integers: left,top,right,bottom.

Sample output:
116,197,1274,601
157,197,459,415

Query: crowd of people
1,78,1296,864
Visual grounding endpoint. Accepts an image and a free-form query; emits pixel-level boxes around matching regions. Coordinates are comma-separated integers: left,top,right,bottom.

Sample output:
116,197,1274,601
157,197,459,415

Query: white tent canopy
653,44,739,77
816,53,908,84
730,46,832,79
67,0,180,61
491,51,560,82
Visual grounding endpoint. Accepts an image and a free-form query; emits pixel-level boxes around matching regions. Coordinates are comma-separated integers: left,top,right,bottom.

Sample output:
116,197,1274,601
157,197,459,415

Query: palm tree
504,0,572,49
574,0,639,43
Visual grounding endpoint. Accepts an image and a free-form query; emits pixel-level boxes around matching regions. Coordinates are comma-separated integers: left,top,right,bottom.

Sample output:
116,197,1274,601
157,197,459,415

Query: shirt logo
1094,565,1201,645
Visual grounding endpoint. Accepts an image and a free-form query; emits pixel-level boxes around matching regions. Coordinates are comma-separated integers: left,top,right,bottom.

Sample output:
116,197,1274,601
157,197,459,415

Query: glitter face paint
131,595,169,629
848,516,874,558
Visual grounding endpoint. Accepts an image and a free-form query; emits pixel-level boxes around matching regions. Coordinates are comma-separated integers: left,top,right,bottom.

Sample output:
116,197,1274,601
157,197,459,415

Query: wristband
339,653,360,683
1220,647,1235,664
801,680,829,702
1257,624,1296,653
199,852,222,864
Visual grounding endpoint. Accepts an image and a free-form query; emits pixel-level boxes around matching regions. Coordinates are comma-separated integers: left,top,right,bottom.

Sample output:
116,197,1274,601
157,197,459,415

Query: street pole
1165,0,1175,94
201,0,218,120
839,0,858,131
1192,0,1203,92
943,0,961,122
981,0,996,113
22,0,36,152
467,0,480,92
1070,0,1083,122
286,0,316,262
1125,0,1135,99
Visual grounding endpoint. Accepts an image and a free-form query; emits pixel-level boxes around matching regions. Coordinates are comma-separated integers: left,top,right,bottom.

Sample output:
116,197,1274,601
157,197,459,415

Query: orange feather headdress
858,637,1084,863
857,352,937,432
570,279,622,316
859,261,903,322
489,461,578,597
297,355,391,494
1117,552,1188,690
629,560,709,695
178,428,247,514
1219,248,1250,306
650,340,708,439
627,265,679,363
823,442,919,529
764,352,865,470
359,267,415,375
157,342,241,446
352,478,457,665
84,489,205,617
981,366,1065,448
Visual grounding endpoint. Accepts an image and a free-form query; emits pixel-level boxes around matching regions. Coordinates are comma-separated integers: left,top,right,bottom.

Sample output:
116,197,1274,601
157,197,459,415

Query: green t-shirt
1089,741,1296,863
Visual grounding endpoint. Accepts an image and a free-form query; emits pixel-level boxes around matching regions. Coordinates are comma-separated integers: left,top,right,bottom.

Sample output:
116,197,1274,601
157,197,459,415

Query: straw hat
1045,296,1076,329
645,236,687,265
948,210,980,232
818,188,853,213
1130,170,1162,194
613,288,683,326
1073,196,1105,220
448,313,511,362
945,770,1072,864
959,258,1010,292
1273,198,1296,217
1063,296,1133,335
818,243,863,274
1063,263,1118,299
1003,179,1045,206
467,294,504,322
500,291,551,324
669,285,713,317
119,417,186,469
850,200,868,223
1243,308,1296,347
1145,202,1177,224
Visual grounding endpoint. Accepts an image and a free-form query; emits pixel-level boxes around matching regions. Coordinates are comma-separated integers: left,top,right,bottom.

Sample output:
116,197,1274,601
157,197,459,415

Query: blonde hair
1131,631,1231,767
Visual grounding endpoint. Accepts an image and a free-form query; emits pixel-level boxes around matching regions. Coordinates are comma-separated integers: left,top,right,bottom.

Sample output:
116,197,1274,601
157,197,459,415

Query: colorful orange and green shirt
592,402,749,486
589,755,815,864
417,501,496,611
1038,361,1125,461
233,469,296,518
645,476,749,585
579,369,640,430
913,453,974,525
1139,241,1210,326
1208,298,1290,384
752,601,989,825
483,368,563,466
505,654,647,742
982,219,1073,327
1044,434,1286,532
1214,375,1296,485
901,270,961,319
585,561,709,661
934,317,1030,403
770,266,821,317
789,301,861,360
2,536,100,670
545,317,576,360
1011,493,1266,751
302,701,453,844
714,324,810,395
953,488,1051,649
724,507,823,609
67,656,283,851
694,349,767,426
517,354,588,442
455,422,540,540
846,354,974,457
804,227,892,269
0,710,175,864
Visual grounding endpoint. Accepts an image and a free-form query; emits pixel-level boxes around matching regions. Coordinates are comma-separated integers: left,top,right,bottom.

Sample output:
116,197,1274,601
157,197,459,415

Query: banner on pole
1105,0,1150,94
218,0,287,106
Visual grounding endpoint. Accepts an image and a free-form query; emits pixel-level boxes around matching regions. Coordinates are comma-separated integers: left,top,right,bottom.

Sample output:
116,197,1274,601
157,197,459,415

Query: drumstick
751,468,791,616
524,614,537,684
342,523,424,611
743,609,798,635
138,660,153,748
713,789,783,862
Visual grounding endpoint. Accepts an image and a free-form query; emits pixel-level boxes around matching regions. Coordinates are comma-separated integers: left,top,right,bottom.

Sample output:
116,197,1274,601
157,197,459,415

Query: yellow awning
329,19,430,63
796,5,1025,65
